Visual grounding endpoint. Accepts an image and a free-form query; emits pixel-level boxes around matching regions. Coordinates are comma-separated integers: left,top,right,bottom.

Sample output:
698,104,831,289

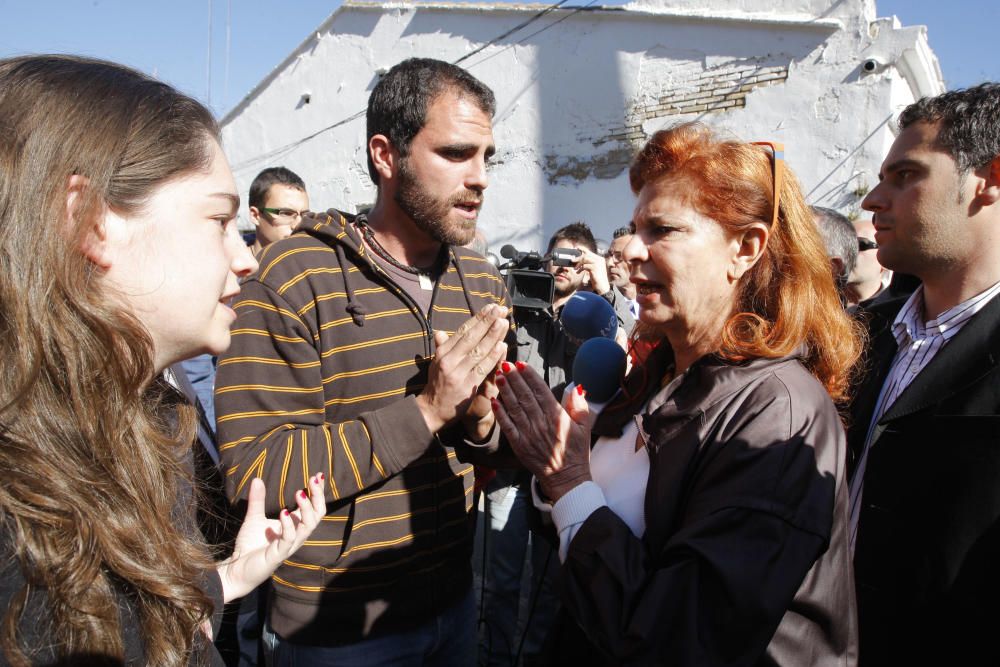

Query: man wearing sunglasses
845,217,891,309
247,166,309,256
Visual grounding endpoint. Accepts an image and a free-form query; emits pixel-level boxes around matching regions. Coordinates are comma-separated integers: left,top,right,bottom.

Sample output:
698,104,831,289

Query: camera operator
523,223,633,380
481,222,632,667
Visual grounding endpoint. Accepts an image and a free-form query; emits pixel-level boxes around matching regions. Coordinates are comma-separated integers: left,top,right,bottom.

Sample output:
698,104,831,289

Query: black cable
478,488,519,666
231,0,587,173
231,109,364,172
478,491,491,665
461,0,601,71
514,539,555,666
453,0,570,65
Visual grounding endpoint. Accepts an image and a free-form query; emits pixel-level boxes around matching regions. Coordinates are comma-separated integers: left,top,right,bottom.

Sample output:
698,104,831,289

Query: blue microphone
560,291,618,342
572,337,626,403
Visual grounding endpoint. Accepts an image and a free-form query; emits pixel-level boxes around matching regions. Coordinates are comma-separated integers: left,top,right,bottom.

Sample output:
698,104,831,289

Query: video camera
497,244,582,321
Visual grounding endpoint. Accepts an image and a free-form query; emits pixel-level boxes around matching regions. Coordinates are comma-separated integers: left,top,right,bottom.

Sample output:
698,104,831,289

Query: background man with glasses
247,166,309,256
605,225,638,323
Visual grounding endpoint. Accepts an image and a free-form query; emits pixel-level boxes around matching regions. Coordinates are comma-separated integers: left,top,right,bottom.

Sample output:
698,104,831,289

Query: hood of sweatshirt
294,208,480,327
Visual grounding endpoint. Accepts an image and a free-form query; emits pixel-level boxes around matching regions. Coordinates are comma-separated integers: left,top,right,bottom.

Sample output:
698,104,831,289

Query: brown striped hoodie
215,210,509,645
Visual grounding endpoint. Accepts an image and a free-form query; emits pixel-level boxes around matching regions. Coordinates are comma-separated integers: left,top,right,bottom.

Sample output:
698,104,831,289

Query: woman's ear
69,175,113,270
729,222,769,281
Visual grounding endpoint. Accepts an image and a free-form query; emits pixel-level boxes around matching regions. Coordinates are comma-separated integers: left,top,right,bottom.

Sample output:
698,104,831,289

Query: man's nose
466,157,488,193
861,182,885,213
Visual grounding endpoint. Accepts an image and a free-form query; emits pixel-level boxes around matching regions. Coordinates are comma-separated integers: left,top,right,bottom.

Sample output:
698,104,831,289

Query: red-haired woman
493,122,861,666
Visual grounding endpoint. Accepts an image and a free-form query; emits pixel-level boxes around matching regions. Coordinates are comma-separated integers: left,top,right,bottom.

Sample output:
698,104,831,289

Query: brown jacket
551,346,858,666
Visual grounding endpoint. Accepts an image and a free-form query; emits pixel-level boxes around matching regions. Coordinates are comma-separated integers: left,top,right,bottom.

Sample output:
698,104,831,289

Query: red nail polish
281,509,290,517
501,361,513,373
318,472,325,482
515,361,527,371
299,490,307,500
495,375,506,387
490,398,499,411
576,384,585,396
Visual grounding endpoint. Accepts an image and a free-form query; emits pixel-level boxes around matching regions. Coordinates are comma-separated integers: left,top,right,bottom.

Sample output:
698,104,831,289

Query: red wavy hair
629,122,862,402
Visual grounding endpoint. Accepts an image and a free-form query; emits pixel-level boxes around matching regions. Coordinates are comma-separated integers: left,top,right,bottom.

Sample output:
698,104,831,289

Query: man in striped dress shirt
216,58,511,665
846,83,1000,666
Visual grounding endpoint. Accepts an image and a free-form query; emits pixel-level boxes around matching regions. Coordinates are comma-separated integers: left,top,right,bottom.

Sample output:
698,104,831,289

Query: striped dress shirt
848,280,1000,552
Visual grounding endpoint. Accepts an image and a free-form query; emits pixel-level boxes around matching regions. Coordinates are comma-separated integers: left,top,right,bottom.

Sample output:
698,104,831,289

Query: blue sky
1,0,997,118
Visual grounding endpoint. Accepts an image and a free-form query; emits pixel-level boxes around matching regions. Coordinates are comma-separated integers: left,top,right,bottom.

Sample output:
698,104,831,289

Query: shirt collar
892,280,1000,347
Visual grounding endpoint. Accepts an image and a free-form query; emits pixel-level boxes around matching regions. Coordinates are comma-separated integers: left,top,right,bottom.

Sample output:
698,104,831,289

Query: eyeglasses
605,250,624,262
750,141,785,227
260,207,308,226
858,237,878,252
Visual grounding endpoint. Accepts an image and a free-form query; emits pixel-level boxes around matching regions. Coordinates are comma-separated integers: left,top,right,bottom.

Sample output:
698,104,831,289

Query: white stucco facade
221,0,943,251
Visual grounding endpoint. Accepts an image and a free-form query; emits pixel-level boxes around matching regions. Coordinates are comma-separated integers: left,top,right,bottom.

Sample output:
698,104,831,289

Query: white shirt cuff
551,480,607,562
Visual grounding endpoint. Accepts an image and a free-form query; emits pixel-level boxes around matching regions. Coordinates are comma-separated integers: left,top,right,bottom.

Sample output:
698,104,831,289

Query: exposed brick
757,71,788,82
717,71,746,83
673,98,702,108
669,91,702,103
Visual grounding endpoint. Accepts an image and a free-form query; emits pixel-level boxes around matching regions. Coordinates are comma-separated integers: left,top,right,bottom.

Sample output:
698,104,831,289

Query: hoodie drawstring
336,243,368,326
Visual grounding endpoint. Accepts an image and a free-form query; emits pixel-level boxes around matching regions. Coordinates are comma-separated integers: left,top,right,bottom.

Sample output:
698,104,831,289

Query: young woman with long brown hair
0,55,326,666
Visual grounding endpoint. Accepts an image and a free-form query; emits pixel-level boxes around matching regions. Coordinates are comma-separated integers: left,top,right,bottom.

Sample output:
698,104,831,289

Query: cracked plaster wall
221,0,941,251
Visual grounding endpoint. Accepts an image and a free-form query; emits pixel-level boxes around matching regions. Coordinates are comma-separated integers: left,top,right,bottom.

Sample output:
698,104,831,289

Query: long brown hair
629,123,862,402
0,55,219,665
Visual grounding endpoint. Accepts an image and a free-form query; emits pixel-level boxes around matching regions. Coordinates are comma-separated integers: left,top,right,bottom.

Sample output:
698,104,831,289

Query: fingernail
576,384,587,397
500,361,513,373
317,472,325,482
490,398,499,411
515,361,526,371
298,490,308,500
495,375,506,387
281,509,290,517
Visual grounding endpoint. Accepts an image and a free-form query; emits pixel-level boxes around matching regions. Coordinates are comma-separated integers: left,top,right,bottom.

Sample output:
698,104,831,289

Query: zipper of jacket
362,255,439,358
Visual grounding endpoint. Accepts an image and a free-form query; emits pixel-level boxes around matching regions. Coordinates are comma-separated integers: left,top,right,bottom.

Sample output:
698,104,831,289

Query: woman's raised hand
217,474,326,602
492,362,593,502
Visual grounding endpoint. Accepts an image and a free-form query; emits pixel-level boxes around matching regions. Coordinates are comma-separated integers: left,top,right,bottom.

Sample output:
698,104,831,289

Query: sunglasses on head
750,141,784,227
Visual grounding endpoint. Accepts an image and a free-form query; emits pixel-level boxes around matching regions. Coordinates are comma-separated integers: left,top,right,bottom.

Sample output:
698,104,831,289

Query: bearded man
216,58,511,666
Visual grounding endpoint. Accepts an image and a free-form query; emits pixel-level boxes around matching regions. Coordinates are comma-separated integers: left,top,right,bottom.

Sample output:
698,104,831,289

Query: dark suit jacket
848,293,1000,666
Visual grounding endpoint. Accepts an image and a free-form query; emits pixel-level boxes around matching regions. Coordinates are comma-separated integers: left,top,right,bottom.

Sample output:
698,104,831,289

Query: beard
552,273,581,299
394,158,481,246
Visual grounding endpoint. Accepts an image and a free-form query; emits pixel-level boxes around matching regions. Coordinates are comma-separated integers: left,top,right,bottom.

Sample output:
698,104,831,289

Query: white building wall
221,0,942,252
